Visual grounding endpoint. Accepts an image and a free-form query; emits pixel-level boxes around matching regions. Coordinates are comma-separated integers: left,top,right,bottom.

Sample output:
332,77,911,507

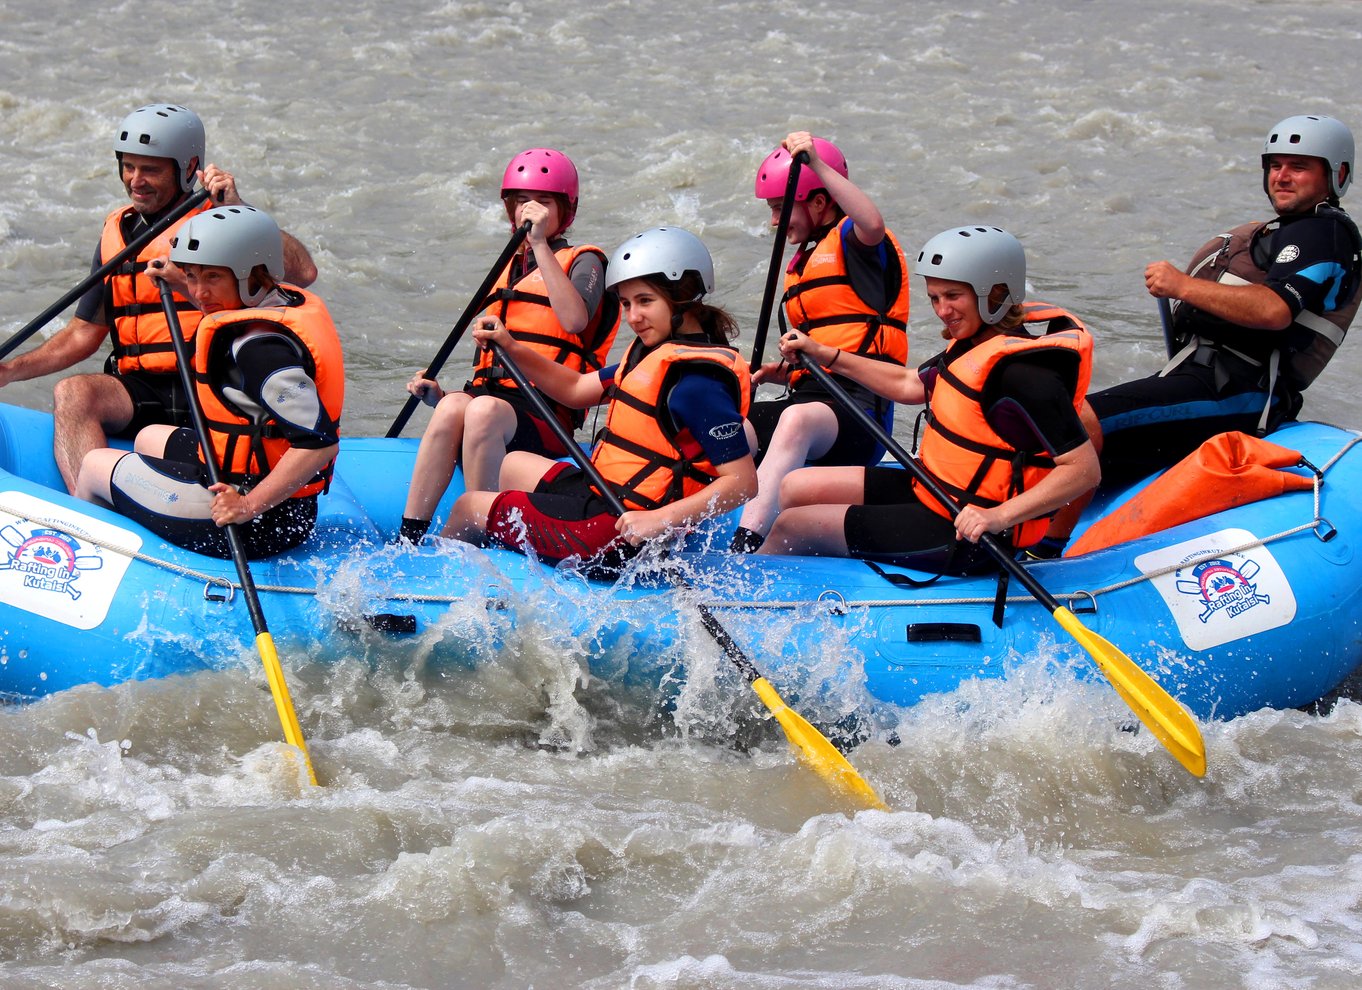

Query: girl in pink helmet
398,148,620,545
730,131,912,553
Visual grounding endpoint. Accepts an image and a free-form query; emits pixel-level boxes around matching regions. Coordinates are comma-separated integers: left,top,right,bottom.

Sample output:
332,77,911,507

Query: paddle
1158,297,1177,358
1,188,211,362
385,220,533,438
749,151,808,372
158,279,318,786
794,353,1207,777
488,338,888,810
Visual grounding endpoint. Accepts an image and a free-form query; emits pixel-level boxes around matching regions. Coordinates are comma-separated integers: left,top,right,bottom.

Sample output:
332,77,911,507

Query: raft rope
702,434,1362,615
3,435,1358,615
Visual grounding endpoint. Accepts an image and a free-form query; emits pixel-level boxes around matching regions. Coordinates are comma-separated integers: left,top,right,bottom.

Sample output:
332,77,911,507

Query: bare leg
460,394,520,493
438,451,556,540
761,503,853,556
403,390,473,521
736,402,840,538
133,424,177,457
758,465,864,556
74,448,127,504
779,464,867,510
52,373,135,495
443,490,500,544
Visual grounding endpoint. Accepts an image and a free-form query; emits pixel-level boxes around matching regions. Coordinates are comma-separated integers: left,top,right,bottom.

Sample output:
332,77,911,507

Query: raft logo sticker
1136,528,1295,651
0,492,141,630
0,526,102,599
1178,558,1271,624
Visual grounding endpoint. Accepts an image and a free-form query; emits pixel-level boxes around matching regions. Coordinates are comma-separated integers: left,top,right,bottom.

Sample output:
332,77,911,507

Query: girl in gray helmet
443,227,757,569
761,226,1099,574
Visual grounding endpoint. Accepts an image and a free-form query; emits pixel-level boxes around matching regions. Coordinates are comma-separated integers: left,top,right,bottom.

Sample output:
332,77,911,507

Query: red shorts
486,462,621,565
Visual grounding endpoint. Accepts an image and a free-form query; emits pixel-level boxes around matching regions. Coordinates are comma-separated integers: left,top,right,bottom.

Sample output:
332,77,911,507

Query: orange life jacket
472,243,620,427
192,287,345,498
99,200,210,374
914,305,1092,549
782,221,909,387
590,337,752,511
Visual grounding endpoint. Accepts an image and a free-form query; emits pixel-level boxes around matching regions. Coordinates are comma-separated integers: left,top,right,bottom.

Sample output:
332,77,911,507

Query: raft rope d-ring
1069,589,1099,615
816,589,849,615
203,580,236,604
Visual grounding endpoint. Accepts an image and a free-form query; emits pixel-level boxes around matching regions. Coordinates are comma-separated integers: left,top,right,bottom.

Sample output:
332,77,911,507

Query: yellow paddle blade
1052,607,1207,777
751,677,890,811
256,632,318,787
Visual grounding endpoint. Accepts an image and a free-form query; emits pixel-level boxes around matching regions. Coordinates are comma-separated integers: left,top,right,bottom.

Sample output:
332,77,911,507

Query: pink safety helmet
753,137,848,202
501,147,580,229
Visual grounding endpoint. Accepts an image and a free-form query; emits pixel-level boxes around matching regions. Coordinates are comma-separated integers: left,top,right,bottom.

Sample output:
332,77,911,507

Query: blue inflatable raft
1,400,1359,722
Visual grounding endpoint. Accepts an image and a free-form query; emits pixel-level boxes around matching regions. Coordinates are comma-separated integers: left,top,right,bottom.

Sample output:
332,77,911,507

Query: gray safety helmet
1262,114,1354,199
170,205,284,307
605,227,715,296
915,226,1026,326
113,104,206,194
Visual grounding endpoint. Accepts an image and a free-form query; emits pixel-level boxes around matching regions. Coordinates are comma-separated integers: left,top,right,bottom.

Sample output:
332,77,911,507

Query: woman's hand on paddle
471,317,515,354
751,357,792,387
518,200,553,246
616,509,673,546
209,483,257,527
147,257,189,296
782,131,819,166
954,504,1009,544
777,330,837,367
406,372,444,407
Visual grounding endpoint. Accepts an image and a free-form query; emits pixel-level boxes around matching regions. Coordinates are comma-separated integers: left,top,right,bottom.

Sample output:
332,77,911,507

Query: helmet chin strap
669,292,706,332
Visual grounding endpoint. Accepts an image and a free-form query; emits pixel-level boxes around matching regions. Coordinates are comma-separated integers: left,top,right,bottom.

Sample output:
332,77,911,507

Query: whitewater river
3,0,1362,986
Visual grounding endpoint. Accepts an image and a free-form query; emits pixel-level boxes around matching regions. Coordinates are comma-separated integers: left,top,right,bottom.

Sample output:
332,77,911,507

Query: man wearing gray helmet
0,104,317,493
1036,114,1362,558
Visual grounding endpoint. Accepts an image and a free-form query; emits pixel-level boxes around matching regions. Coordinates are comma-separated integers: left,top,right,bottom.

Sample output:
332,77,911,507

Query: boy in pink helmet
730,130,911,553
398,148,620,545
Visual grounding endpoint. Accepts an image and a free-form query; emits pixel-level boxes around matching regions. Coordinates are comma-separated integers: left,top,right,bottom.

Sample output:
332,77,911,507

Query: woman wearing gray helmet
444,226,757,568
74,206,343,561
761,226,1099,574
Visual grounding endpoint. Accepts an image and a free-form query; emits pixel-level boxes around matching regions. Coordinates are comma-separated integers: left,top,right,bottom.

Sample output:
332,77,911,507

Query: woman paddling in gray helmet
762,226,1099,574
75,206,343,561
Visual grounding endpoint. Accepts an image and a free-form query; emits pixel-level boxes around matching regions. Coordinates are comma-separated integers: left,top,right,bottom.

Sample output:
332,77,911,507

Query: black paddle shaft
1,189,211,362
796,354,1064,613
492,339,778,681
748,151,808,372
487,339,627,516
158,279,270,635
386,221,532,438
